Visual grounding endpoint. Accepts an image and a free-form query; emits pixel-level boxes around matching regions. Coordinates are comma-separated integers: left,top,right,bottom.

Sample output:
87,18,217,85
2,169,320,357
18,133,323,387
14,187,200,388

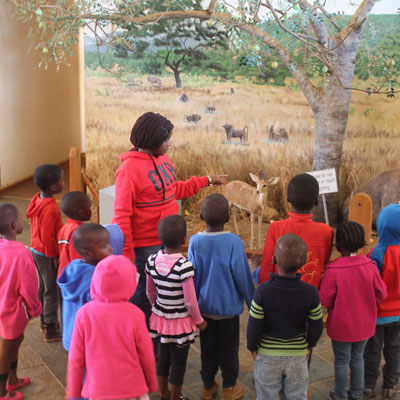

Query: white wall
0,4,85,188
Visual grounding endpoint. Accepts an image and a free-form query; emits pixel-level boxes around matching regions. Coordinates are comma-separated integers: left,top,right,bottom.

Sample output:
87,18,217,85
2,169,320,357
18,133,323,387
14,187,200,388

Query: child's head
130,112,174,156
287,173,319,213
336,221,366,255
0,203,23,237
33,164,64,194
72,223,113,265
61,191,91,221
157,214,187,249
274,233,307,275
201,193,229,229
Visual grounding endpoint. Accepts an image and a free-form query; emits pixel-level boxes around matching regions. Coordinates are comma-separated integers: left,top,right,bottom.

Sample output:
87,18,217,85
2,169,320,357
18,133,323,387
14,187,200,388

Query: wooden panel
348,192,373,255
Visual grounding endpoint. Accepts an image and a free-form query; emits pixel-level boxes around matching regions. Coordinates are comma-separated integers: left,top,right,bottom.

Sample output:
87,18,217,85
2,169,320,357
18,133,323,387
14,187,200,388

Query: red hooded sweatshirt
259,213,334,288
26,193,63,258
112,149,209,259
57,219,84,277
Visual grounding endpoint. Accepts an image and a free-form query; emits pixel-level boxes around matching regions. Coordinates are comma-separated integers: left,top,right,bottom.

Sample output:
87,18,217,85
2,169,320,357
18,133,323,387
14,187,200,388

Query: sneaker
222,383,244,400
382,387,397,399
201,382,219,399
329,389,337,400
44,323,62,343
363,387,377,399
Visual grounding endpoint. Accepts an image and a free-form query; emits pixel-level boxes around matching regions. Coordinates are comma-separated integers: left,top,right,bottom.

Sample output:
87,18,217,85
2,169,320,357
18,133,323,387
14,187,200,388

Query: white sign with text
307,168,338,195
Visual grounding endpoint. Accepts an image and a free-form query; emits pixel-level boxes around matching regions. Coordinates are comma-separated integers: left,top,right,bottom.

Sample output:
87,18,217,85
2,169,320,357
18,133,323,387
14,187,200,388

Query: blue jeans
254,354,308,400
332,339,368,400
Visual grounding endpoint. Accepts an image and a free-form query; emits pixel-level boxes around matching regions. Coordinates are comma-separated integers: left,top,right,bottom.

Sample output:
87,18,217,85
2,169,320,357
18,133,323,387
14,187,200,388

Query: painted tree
116,1,228,88
8,0,398,221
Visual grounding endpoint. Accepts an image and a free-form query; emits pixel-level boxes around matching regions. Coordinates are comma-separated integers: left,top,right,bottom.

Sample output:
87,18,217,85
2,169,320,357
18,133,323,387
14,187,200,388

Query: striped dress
145,251,198,345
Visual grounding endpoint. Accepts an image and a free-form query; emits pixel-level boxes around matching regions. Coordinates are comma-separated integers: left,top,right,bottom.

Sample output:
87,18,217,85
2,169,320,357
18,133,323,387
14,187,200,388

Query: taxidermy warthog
342,168,400,227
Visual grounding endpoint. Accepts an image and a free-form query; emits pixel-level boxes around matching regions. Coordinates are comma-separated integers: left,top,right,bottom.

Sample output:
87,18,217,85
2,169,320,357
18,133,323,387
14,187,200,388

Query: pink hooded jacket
67,255,157,399
319,254,387,342
0,239,42,339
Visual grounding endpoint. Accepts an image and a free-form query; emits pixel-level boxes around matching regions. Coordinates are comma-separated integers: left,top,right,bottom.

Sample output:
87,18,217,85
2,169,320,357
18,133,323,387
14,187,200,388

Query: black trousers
157,342,190,386
364,323,400,389
200,316,239,389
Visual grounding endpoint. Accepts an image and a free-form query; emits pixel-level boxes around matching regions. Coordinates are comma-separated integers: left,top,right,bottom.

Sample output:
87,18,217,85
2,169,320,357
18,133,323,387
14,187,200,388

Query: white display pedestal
99,185,182,225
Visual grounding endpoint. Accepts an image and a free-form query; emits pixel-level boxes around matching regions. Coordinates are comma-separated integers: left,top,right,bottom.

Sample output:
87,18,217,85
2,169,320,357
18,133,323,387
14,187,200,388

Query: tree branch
94,8,319,103
339,0,377,40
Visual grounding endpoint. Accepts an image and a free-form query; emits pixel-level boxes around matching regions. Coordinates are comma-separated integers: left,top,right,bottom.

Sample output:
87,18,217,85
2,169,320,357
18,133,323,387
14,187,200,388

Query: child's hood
376,204,400,245
90,255,137,302
26,193,56,218
370,204,400,271
57,259,95,301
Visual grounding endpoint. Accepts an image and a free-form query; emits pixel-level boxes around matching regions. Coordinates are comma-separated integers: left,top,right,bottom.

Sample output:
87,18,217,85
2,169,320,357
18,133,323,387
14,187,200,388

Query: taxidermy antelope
223,172,280,249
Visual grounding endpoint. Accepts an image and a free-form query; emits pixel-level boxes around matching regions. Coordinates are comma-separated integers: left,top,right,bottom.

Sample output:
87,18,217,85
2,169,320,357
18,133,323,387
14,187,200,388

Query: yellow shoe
201,382,219,399
222,383,244,400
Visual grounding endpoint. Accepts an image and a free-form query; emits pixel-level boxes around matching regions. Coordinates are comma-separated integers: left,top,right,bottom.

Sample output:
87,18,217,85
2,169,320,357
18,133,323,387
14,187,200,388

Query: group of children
0,162,400,400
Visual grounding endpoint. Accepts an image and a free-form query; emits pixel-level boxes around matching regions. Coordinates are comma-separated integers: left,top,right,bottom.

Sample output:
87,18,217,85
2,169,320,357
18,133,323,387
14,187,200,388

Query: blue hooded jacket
370,204,400,271
57,259,95,351
369,204,400,324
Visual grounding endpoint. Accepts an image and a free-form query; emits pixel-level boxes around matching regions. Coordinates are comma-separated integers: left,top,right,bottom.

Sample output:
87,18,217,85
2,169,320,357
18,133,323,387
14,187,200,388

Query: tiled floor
2,175,399,400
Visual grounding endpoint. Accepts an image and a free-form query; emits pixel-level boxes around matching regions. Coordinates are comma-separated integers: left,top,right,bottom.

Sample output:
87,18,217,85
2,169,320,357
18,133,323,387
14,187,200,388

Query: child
258,173,334,287
112,111,225,324
57,223,113,352
319,221,387,400
146,215,206,400
188,193,255,400
0,203,42,400
364,204,400,399
57,191,92,278
67,255,157,400
26,164,64,342
247,233,323,400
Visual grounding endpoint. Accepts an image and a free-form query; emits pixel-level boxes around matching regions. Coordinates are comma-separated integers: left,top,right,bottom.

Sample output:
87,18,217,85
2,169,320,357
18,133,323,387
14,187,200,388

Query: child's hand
251,254,262,271
197,320,208,332
250,351,257,360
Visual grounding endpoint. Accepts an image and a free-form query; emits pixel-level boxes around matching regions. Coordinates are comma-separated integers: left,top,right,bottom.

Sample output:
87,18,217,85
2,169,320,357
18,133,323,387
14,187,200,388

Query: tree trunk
310,44,358,224
173,68,182,88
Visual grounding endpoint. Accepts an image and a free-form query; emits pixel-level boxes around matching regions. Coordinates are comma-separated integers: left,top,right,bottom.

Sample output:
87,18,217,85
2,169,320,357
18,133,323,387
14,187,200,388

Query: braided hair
336,221,366,253
130,112,174,151
287,173,319,211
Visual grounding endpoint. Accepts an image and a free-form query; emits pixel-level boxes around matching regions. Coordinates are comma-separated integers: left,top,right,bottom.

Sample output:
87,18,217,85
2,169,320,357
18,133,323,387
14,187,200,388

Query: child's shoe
6,377,31,392
363,387,377,399
0,391,24,400
44,323,62,343
222,383,244,400
382,386,397,399
201,382,219,399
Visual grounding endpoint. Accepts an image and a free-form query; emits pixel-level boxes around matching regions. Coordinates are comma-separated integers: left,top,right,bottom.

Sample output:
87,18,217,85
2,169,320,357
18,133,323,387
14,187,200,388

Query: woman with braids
319,221,387,400
112,112,225,325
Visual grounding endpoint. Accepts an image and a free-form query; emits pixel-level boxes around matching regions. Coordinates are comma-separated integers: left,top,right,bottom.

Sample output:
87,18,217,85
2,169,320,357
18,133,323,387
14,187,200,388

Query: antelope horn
264,172,267,180
258,169,262,179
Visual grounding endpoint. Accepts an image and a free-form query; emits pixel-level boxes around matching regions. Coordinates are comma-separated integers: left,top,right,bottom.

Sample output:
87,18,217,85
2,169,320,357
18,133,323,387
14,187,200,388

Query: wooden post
69,147,83,191
348,192,373,255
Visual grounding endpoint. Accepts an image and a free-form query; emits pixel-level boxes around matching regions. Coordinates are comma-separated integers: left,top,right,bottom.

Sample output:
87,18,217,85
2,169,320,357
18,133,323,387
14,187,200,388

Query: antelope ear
249,173,258,183
269,177,280,185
